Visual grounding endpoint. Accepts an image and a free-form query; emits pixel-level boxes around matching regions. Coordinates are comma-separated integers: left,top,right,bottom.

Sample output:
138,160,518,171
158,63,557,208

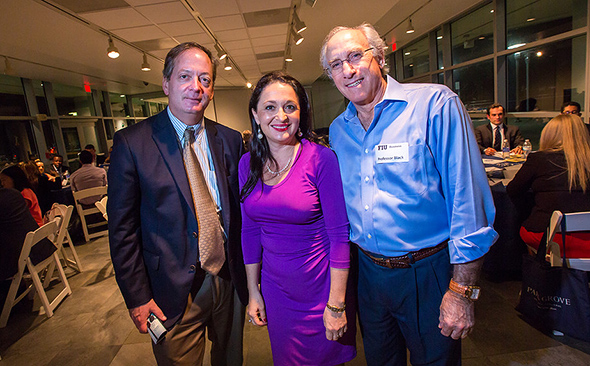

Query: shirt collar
490,122,504,130
167,107,205,145
343,75,408,122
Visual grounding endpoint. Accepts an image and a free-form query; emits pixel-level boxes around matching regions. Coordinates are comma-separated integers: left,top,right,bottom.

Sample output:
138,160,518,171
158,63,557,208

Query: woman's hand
323,307,347,341
247,290,268,326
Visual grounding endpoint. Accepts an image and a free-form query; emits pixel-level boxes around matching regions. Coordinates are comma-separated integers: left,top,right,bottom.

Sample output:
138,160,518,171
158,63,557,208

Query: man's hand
438,290,474,339
510,146,523,154
129,299,166,333
484,147,496,156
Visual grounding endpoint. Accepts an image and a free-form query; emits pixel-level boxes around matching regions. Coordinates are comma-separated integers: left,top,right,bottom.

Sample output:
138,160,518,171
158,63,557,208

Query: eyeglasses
327,47,374,74
563,110,580,115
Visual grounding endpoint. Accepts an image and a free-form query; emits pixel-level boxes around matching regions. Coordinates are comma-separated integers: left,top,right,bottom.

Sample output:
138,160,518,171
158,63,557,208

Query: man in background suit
108,42,247,366
475,104,524,156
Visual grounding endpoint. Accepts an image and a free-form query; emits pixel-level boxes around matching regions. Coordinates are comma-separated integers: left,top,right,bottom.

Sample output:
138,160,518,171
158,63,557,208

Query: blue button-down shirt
167,107,221,210
329,76,497,264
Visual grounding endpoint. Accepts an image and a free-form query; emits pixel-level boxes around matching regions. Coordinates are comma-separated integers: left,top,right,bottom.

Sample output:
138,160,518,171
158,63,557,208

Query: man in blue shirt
321,23,497,365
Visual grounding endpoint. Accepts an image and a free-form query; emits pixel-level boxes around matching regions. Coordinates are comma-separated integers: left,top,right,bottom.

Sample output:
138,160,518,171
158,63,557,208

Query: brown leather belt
358,241,448,269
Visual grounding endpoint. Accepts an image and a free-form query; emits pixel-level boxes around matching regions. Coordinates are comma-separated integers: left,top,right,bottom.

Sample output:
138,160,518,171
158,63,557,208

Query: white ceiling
0,0,482,95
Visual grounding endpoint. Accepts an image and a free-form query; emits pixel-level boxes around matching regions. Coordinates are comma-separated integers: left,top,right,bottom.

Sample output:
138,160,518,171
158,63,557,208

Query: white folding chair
95,196,108,221
0,219,72,328
72,186,108,242
546,211,590,270
45,203,83,273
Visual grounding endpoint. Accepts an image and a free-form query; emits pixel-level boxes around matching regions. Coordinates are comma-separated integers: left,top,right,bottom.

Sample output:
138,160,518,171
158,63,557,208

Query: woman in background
239,72,355,365
507,114,590,256
0,165,44,227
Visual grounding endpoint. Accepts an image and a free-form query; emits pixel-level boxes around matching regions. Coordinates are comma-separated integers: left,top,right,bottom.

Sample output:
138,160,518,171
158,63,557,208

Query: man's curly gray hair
320,23,388,78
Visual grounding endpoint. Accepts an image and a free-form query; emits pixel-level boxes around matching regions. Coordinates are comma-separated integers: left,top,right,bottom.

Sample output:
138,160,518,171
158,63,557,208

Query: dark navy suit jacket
474,123,525,153
107,110,247,327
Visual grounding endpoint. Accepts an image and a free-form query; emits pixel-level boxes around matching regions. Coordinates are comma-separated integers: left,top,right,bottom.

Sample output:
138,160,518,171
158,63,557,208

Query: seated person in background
0,165,44,227
561,101,581,116
0,188,56,307
19,160,41,193
84,144,97,165
34,159,62,214
507,114,590,256
70,150,107,206
49,154,70,185
475,104,524,156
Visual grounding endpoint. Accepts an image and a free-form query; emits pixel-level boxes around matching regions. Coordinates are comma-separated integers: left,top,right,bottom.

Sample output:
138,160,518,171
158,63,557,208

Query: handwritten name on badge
375,143,409,163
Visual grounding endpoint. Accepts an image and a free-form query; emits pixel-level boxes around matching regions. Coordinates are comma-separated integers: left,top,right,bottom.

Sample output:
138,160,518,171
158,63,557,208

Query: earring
298,128,303,137
257,126,264,139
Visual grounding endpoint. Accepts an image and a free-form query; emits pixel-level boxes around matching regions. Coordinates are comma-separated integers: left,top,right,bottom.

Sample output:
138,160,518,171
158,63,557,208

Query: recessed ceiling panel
113,25,168,42
216,29,249,42
251,35,285,48
257,57,283,71
133,38,179,51
135,2,193,23
248,24,288,39
236,0,291,13
125,0,175,6
256,51,284,60
243,8,290,28
81,8,151,29
192,0,240,17
159,20,204,36
53,0,130,13
175,33,213,46
206,15,245,31
252,43,284,54
223,39,253,51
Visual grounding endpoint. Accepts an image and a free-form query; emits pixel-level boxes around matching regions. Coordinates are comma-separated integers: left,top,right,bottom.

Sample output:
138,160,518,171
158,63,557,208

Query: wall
309,78,347,130
206,88,252,134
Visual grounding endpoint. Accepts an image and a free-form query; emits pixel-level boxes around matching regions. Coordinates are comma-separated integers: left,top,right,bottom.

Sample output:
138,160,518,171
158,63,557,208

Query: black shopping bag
516,221,590,341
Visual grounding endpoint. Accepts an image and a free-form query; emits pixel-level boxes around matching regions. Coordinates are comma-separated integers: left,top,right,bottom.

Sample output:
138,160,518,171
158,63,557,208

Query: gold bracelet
326,303,346,313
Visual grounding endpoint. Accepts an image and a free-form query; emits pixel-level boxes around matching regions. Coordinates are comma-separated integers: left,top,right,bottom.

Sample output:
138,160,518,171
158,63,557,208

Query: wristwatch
449,279,480,301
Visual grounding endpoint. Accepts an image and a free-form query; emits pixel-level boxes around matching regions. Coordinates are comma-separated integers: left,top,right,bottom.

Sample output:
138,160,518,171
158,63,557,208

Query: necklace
266,157,292,176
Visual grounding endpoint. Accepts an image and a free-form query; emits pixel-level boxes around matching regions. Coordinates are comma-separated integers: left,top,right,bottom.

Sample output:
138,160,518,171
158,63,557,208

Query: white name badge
375,143,409,163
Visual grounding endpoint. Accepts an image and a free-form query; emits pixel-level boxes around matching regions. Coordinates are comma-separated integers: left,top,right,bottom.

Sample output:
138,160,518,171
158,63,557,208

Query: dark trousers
358,248,461,366
152,273,245,366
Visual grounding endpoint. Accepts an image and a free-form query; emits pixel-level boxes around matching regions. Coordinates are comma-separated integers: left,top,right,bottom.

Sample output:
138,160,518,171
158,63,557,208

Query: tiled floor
1,236,590,365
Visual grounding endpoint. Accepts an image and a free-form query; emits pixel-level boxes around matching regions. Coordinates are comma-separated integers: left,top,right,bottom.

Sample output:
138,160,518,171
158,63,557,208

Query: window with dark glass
436,29,444,70
507,36,586,112
506,0,587,48
0,120,37,164
403,36,429,79
452,59,494,112
0,74,28,116
110,93,130,117
53,83,95,116
451,3,494,65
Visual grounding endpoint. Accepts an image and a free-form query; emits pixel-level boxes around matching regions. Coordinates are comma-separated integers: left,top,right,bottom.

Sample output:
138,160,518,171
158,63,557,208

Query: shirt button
367,234,372,239
192,232,198,238
189,264,196,272
364,176,369,183
364,148,369,154
364,205,369,211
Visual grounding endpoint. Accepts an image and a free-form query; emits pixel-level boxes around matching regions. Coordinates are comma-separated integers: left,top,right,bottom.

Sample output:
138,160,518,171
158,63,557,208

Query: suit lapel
205,119,231,229
151,112,196,219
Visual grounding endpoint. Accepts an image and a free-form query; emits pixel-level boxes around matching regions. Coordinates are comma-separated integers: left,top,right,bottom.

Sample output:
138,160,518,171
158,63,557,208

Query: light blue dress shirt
329,76,498,264
167,107,221,210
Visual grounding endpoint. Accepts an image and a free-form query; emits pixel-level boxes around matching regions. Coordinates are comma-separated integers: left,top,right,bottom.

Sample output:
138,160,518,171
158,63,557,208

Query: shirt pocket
374,143,428,198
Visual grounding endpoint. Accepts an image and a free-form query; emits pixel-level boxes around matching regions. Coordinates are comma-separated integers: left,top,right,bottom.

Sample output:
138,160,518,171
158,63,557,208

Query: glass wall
53,83,95,116
452,59,495,112
0,74,27,116
403,36,430,78
507,36,586,111
451,2,494,65
506,0,587,48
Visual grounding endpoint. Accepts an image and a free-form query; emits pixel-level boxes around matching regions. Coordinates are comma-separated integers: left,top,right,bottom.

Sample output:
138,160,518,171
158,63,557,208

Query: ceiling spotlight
224,58,232,71
4,57,14,75
406,19,415,34
107,36,119,59
215,43,227,60
141,53,151,71
285,47,293,62
293,12,307,34
246,82,252,88
305,0,317,7
292,29,304,45
527,17,536,22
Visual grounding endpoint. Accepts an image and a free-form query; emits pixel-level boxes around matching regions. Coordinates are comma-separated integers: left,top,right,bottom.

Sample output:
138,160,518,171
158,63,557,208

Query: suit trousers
152,273,245,366
358,247,460,366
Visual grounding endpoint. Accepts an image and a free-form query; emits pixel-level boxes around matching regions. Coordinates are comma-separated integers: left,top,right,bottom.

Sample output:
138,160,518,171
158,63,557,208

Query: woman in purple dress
239,72,356,365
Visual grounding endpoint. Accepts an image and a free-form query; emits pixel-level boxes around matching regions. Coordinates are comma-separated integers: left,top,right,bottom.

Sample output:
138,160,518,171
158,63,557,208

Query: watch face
468,288,480,300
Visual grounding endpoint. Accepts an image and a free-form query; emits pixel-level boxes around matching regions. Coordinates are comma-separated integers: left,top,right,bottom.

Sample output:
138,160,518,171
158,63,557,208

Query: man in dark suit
108,42,247,366
475,104,524,155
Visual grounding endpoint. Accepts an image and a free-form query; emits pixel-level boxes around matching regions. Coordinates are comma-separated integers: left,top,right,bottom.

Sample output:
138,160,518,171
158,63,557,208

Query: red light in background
391,42,397,52
84,84,91,93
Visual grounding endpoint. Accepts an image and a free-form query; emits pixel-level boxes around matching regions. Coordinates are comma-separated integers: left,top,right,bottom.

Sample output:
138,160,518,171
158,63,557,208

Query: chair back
72,186,108,242
546,210,590,270
95,196,108,221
